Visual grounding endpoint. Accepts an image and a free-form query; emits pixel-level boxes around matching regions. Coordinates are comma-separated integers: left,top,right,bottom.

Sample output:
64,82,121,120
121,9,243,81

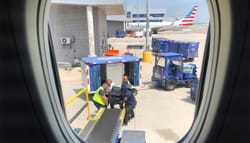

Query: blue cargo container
168,40,179,53
152,37,161,52
81,55,141,92
187,42,199,60
152,37,199,62
151,38,157,52
178,42,189,58
178,41,199,62
158,39,169,53
116,31,125,38
164,40,199,62
152,37,169,53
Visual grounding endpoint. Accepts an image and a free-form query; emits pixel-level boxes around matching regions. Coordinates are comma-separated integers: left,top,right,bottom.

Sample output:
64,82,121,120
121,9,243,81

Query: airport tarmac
59,25,208,143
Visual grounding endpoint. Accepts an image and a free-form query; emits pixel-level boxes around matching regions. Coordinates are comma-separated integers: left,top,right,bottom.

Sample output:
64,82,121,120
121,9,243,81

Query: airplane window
48,0,209,142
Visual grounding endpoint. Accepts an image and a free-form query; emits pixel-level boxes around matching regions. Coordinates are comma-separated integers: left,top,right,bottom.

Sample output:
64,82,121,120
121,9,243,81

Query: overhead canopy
82,55,140,65
52,0,125,15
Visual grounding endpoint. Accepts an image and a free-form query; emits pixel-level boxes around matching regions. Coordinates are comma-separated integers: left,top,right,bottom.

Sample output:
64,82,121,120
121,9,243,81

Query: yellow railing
64,88,87,106
64,88,92,120
65,88,126,136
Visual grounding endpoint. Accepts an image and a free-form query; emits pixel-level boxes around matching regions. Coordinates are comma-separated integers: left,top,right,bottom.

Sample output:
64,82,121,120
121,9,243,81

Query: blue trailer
176,41,199,62
152,37,169,53
152,52,197,90
81,55,141,93
168,40,179,53
151,38,199,62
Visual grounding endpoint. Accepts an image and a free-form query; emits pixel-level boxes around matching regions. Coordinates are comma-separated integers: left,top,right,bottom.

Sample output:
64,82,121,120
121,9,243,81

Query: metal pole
145,0,150,51
86,6,96,56
137,0,139,31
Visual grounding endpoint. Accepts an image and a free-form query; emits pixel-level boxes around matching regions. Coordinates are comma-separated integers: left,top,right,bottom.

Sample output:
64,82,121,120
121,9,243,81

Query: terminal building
49,0,125,64
126,9,166,23
107,15,126,37
107,9,166,35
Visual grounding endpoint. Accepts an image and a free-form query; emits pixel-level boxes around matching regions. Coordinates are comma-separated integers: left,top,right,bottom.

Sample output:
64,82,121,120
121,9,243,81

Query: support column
86,6,96,56
142,0,152,63
123,21,126,32
145,0,150,51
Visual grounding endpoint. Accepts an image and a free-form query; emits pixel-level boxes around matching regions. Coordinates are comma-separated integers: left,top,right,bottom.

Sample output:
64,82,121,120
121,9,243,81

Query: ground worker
106,79,114,92
121,74,132,103
92,83,109,109
169,61,177,75
122,83,137,125
121,74,132,90
105,79,116,108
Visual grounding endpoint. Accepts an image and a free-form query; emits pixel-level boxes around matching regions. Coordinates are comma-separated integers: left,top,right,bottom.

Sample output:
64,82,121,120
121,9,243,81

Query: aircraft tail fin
179,6,199,26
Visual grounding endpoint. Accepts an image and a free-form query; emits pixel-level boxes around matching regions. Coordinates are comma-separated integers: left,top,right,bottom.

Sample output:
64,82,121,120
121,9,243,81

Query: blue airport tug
152,52,197,90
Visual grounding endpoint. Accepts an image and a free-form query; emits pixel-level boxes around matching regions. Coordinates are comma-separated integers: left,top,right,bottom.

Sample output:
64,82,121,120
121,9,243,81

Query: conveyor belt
79,109,124,143
78,120,97,139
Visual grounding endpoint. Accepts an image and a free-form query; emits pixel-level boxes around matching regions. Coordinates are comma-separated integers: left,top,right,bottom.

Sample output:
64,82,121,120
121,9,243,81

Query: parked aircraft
127,6,199,33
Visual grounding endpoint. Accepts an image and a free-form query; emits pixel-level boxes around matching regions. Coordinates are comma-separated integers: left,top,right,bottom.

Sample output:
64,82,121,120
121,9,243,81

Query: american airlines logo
179,6,198,26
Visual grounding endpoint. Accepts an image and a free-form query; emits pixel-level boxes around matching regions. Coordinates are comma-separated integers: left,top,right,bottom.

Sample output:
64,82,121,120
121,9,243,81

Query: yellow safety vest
93,87,106,105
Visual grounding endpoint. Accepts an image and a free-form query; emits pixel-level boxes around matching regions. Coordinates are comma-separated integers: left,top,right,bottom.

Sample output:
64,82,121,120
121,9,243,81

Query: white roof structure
107,9,167,22
52,0,125,15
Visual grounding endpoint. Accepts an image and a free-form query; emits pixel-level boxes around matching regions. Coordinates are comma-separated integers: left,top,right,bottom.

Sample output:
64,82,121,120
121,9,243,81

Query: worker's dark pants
124,104,136,124
93,101,107,110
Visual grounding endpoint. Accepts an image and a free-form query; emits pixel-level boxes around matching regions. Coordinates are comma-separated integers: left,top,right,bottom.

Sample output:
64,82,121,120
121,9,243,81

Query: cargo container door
133,62,140,86
187,42,199,59
89,64,101,91
124,62,139,86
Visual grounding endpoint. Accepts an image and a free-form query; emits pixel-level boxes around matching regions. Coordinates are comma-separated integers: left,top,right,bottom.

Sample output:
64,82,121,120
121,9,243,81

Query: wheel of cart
165,79,177,90
188,58,194,62
184,58,194,62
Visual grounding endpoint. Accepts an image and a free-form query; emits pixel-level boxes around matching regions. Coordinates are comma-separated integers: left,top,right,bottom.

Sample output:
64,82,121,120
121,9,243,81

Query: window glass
49,1,209,142
132,19,163,22
150,13,165,17
126,11,131,18
156,57,165,67
172,59,181,66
